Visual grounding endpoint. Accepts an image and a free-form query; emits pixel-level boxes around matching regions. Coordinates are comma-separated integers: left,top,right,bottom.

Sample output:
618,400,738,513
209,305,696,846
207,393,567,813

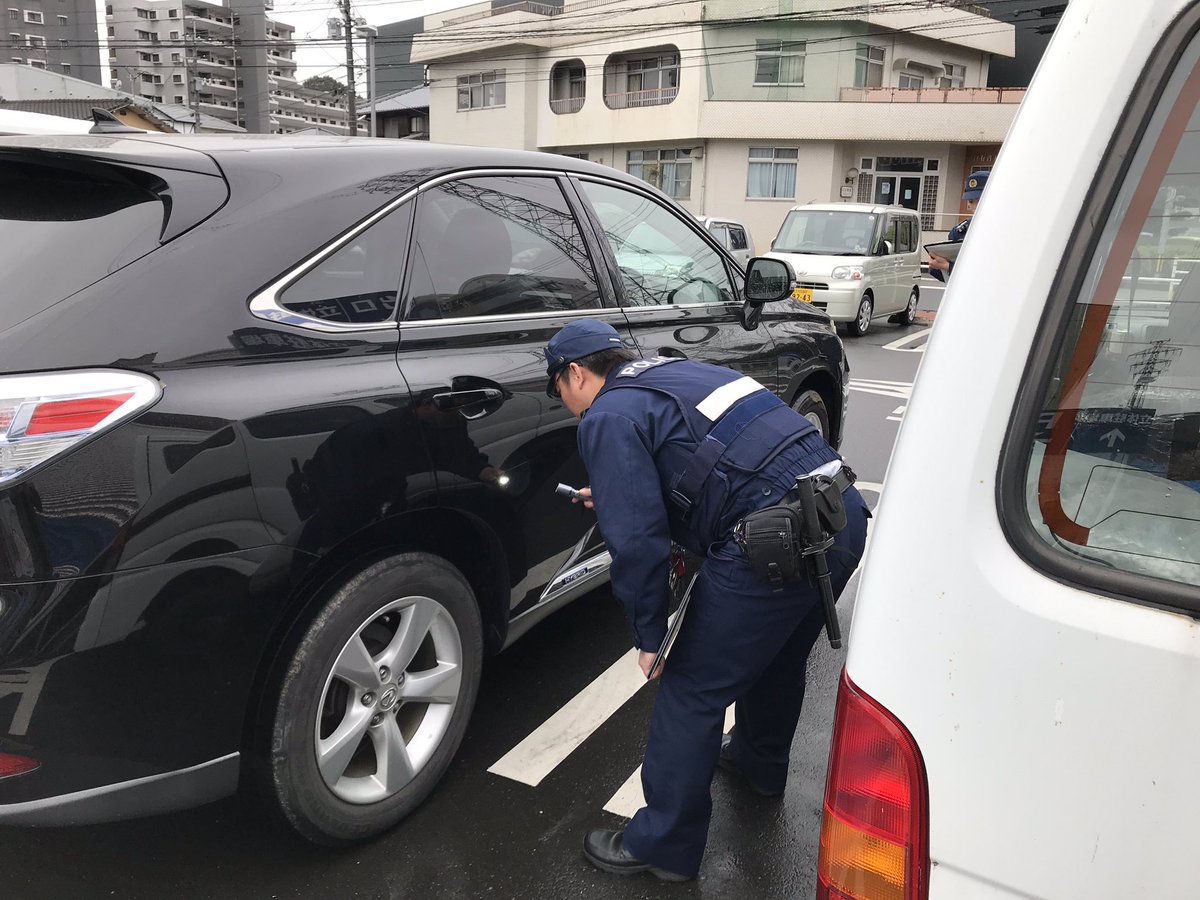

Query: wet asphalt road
0,297,939,900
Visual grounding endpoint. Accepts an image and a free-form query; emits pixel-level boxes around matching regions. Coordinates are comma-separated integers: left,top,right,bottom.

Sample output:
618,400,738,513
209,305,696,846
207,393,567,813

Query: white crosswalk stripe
848,378,913,399
882,331,930,352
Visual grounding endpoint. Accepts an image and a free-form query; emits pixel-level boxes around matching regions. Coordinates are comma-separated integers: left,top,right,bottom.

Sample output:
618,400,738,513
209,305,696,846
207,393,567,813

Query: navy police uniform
930,169,988,284
546,321,869,879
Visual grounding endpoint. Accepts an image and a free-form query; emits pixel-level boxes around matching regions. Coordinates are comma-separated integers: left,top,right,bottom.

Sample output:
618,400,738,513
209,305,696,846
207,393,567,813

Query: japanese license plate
791,287,813,303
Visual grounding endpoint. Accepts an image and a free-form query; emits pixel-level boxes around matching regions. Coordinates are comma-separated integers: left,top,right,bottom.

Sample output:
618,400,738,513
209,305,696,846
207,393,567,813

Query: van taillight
817,669,929,900
0,371,160,485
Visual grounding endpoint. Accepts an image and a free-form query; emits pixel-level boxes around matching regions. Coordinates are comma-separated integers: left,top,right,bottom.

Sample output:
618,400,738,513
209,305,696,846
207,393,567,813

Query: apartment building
2,0,101,83
105,0,349,133
412,0,1020,249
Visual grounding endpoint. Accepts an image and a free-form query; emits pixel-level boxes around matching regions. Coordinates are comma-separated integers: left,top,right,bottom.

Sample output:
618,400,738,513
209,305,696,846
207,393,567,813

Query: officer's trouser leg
729,489,870,791
621,552,810,877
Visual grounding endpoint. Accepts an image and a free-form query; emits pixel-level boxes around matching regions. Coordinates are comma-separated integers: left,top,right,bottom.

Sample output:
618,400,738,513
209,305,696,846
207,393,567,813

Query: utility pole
339,0,358,135
187,23,200,129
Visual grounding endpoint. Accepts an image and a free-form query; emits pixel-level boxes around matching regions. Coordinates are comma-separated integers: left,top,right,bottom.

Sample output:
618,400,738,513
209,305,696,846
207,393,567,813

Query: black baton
794,474,843,649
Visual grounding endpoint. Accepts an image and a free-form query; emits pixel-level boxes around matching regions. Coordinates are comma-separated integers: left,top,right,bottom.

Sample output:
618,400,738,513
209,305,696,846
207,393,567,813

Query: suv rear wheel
264,553,483,845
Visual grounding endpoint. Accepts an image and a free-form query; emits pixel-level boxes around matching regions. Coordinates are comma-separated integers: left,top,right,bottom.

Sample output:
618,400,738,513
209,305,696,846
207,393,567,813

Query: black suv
0,135,848,843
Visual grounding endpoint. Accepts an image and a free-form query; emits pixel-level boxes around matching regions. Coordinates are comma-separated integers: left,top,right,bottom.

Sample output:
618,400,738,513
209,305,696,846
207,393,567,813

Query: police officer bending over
544,318,870,883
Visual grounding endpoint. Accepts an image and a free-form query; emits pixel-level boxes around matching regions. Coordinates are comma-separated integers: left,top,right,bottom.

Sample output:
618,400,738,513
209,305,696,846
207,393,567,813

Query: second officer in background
544,318,869,882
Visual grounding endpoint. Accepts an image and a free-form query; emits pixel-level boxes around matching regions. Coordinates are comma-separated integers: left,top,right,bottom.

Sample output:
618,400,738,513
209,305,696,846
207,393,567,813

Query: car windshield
0,156,165,331
774,210,878,255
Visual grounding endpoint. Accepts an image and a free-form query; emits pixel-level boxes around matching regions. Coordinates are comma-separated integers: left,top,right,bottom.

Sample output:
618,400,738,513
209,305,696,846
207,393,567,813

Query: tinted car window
1024,78,1200,589
729,226,749,251
404,176,601,320
0,157,164,330
580,180,735,307
278,203,412,323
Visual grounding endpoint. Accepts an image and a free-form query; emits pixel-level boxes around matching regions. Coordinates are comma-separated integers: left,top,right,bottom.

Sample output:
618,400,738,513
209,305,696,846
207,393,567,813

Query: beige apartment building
412,0,1020,250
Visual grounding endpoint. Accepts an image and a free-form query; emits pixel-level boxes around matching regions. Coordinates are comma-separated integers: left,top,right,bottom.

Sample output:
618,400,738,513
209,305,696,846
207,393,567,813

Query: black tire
846,293,873,337
891,288,919,326
791,388,830,440
263,553,483,845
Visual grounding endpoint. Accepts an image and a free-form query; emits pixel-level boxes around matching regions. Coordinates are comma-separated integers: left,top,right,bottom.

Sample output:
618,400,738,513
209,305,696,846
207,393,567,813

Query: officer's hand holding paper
924,240,962,272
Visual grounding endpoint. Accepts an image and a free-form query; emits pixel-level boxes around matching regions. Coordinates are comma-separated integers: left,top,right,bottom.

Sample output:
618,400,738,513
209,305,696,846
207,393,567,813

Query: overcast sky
273,0,461,85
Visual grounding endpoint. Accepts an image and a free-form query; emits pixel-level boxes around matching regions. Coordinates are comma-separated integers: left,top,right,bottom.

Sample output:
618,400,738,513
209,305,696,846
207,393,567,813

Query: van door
570,177,778,390
873,213,902,311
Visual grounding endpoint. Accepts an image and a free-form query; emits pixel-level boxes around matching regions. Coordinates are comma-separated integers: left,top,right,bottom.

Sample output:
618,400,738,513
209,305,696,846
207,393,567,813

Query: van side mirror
743,257,795,304
875,240,892,256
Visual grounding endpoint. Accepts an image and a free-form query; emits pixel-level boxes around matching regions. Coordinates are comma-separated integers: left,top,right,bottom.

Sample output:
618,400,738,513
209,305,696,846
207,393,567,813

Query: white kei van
766,203,922,336
696,215,755,266
818,2,1200,899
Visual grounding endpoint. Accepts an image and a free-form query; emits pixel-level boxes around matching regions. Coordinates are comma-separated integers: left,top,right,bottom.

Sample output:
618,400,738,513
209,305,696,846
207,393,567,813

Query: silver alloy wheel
905,290,918,320
315,595,463,805
856,298,872,333
803,411,825,437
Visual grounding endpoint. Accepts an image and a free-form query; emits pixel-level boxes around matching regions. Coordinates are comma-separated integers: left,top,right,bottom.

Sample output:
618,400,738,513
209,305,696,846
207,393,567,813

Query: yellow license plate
791,287,813,303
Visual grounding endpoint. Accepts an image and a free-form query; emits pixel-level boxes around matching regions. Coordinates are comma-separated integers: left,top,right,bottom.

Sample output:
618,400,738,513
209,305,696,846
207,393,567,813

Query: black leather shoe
718,732,784,797
582,829,692,882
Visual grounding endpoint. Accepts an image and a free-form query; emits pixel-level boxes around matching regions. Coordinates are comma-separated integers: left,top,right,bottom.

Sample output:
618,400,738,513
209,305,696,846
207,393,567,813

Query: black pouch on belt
737,504,805,590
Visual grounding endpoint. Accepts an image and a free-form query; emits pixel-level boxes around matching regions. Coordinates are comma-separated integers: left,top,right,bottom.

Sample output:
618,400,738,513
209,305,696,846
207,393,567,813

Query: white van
695,215,755,266
766,202,921,336
818,2,1200,899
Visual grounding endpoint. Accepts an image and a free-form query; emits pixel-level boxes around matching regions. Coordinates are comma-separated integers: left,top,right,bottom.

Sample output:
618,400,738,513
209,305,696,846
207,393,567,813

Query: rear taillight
817,669,929,900
0,371,160,485
0,753,39,779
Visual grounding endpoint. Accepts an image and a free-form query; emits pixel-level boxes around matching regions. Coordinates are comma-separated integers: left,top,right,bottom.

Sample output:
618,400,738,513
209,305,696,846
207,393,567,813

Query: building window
173,73,182,83
108,48,116,58
56,14,65,23
26,34,43,47
8,31,17,42
627,148,692,199
550,59,585,114
747,147,798,199
169,30,177,39
60,63,68,73
940,62,966,88
105,3,112,13
456,70,505,110
57,37,65,46
135,7,148,17
23,10,42,23
174,94,183,103
898,71,924,89
605,48,679,109
920,174,939,230
754,39,805,85
106,25,113,36
168,9,177,17
29,58,44,68
854,43,885,88
172,51,180,60
560,152,588,160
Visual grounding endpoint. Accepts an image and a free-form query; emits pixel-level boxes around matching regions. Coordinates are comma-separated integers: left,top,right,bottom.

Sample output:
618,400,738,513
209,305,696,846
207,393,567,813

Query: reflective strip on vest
695,376,764,421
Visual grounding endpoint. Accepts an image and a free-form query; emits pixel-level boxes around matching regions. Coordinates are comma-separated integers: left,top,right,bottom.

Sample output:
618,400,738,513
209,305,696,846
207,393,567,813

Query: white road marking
882,331,930,352
887,404,906,422
488,645,649,786
848,378,913,399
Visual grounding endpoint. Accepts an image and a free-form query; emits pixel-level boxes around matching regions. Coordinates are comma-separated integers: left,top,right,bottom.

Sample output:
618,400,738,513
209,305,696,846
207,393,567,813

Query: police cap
962,170,990,201
544,319,625,397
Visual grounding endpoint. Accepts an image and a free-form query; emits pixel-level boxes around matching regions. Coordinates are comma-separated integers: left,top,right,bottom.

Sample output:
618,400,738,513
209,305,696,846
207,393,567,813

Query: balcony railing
604,86,677,109
550,95,584,114
838,86,1026,104
444,1,566,26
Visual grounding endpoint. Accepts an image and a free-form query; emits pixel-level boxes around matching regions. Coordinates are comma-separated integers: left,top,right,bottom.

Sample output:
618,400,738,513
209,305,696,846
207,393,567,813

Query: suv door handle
432,388,505,418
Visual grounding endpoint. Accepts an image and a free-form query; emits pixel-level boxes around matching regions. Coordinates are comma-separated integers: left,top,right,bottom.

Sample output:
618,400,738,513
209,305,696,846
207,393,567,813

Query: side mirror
875,240,892,256
743,257,795,305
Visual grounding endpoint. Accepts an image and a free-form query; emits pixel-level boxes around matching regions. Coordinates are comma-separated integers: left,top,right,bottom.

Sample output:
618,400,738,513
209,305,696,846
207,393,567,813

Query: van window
1020,47,1200,592
896,218,917,253
728,226,749,251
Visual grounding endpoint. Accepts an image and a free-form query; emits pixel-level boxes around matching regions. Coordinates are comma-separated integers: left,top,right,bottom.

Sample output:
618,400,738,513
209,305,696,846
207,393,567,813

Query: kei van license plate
791,287,813,303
